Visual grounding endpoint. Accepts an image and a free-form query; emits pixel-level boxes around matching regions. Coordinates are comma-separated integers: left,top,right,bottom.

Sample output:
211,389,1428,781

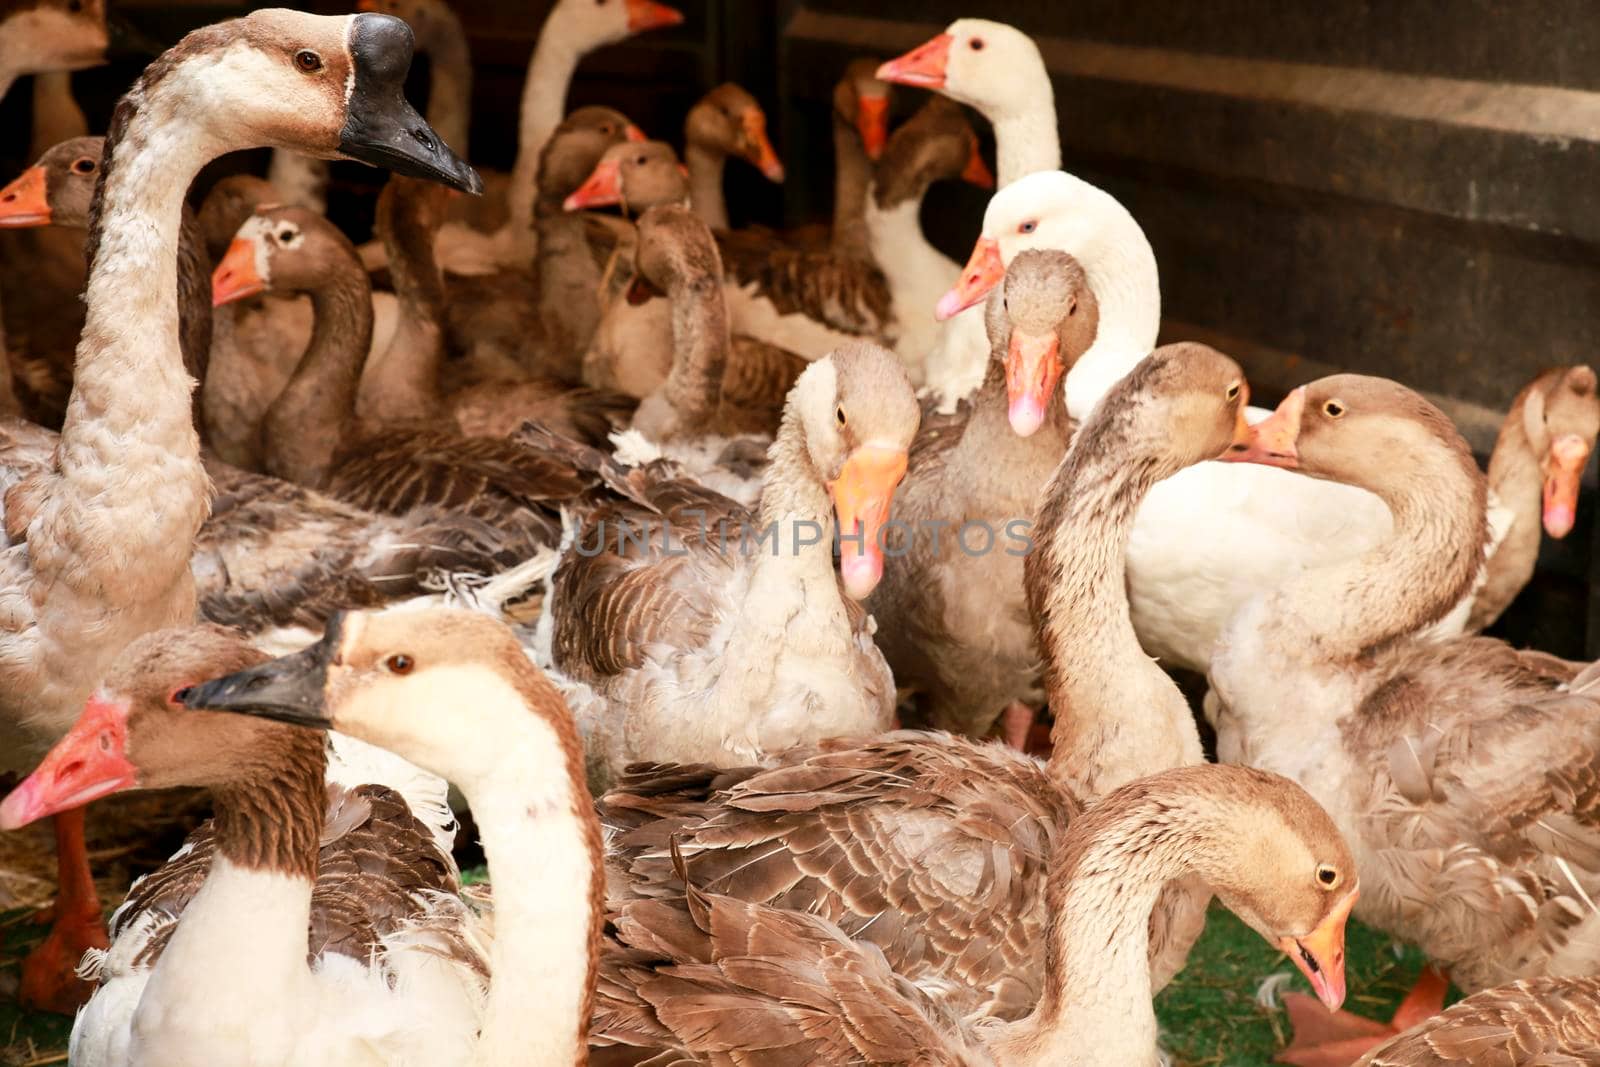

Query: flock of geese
0,3,1597,1066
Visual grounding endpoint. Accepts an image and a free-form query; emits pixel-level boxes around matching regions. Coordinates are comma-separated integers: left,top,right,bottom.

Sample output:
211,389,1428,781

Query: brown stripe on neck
377,176,449,324
210,726,329,879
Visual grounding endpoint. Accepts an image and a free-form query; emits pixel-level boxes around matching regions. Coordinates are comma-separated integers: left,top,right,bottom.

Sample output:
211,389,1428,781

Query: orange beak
625,0,684,33
564,158,624,212
1225,386,1305,468
1005,328,1063,437
0,166,51,227
212,237,267,307
856,92,889,160
877,33,953,89
0,695,136,831
830,443,908,599
624,123,648,143
961,137,996,190
936,236,1003,321
1278,886,1358,1013
740,109,785,183
1543,433,1590,538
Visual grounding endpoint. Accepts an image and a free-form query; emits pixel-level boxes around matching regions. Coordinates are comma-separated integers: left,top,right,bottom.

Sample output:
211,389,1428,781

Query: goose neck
751,412,838,591
684,141,730,232
1061,246,1161,423
640,272,728,437
830,114,872,261
992,102,1061,188
508,27,582,241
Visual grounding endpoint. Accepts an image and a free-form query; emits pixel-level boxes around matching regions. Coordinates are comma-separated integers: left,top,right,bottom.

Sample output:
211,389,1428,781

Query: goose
419,0,683,276
603,343,1262,1019
0,135,212,425
683,82,785,232
179,620,1356,1067
545,342,917,787
28,68,90,157
183,607,609,1066
0,625,487,1067
878,19,1059,188
819,57,890,263
0,0,107,416
864,94,995,382
1469,364,1598,632
0,6,476,1013
1216,374,1600,1055
866,248,1093,746
931,169,1484,675
1354,975,1600,1066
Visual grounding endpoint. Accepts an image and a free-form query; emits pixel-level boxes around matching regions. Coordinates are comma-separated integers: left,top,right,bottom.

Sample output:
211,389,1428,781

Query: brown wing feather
602,734,1079,1021
714,233,891,341
1357,975,1600,1066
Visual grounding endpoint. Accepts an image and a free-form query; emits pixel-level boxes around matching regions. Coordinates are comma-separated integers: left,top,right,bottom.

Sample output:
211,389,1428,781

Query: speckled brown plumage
1356,975,1600,1066
716,227,892,341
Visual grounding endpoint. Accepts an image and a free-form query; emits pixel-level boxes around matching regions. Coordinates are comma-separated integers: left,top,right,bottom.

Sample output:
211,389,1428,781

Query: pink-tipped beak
0,696,136,831
211,237,266,307
856,93,889,160
741,109,785,183
1224,387,1306,468
564,158,624,212
1005,328,1063,437
877,33,953,89
1279,887,1358,1013
625,0,683,33
830,443,909,599
936,236,1003,321
1543,433,1590,538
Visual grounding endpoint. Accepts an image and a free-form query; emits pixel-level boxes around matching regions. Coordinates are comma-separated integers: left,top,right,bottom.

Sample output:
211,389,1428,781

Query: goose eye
1225,382,1240,401
1315,864,1340,889
969,37,985,50
168,685,192,706
1018,220,1037,234
70,157,96,176
385,654,414,675
835,406,847,427
293,50,323,74
277,228,296,243
1322,399,1346,419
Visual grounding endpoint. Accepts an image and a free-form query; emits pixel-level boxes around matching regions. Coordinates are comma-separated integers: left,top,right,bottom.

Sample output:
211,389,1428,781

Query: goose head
1,0,108,78
936,169,1153,322
197,174,282,264
543,0,683,52
685,82,784,182
178,608,576,794
873,95,994,212
212,204,356,308
141,10,480,194
0,134,102,228
984,249,1098,436
0,626,274,829
633,202,719,300
564,139,688,214
1520,365,1598,537
1098,343,1253,470
877,19,1045,119
790,343,920,598
835,57,890,160
537,105,645,204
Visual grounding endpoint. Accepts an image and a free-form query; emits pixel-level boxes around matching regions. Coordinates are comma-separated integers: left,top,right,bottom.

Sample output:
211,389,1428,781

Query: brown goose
603,343,1257,1018
683,82,784,232
0,625,487,1064
1469,364,1599,632
0,135,212,426
1217,375,1600,1053
546,342,917,788
1354,975,1600,1066
867,249,1093,746
0,6,476,1015
181,608,1354,1067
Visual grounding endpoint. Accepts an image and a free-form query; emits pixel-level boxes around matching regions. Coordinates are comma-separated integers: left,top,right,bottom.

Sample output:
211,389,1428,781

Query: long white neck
1060,233,1160,422
685,141,730,232
507,21,585,246
991,96,1061,188
452,671,602,1067
864,192,957,379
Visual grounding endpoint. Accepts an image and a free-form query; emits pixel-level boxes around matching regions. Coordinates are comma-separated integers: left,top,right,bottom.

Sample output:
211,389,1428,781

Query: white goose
0,5,477,1014
930,170,1479,674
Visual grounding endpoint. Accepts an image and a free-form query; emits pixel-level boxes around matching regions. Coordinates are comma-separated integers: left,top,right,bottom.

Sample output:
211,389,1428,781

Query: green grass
0,900,1445,1065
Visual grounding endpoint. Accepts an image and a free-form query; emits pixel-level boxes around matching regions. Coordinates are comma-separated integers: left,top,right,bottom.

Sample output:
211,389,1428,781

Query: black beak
180,617,345,729
339,13,482,195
